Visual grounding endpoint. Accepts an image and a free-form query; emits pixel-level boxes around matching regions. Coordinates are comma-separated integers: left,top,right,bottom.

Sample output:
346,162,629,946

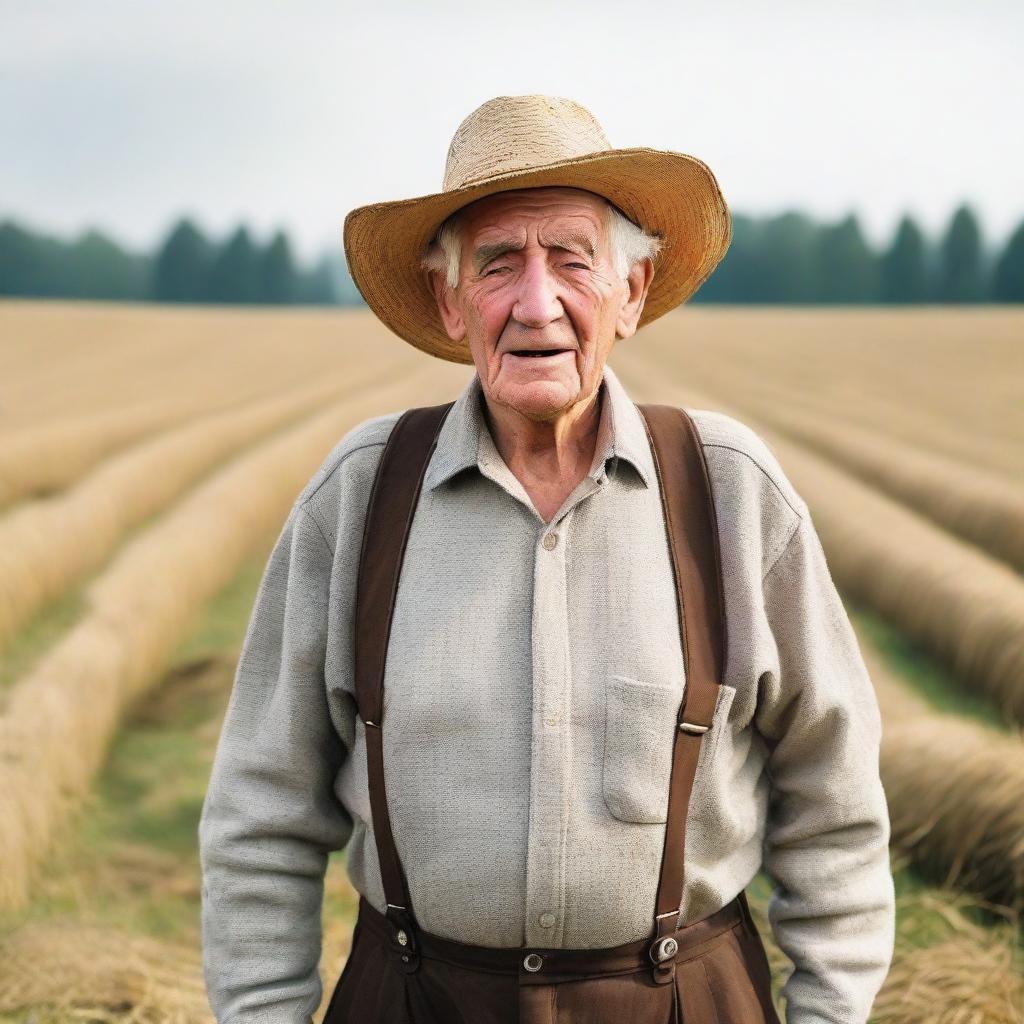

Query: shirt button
539,912,556,928
542,532,559,551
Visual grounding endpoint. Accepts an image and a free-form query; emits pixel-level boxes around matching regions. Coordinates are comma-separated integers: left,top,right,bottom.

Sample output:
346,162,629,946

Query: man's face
430,187,652,423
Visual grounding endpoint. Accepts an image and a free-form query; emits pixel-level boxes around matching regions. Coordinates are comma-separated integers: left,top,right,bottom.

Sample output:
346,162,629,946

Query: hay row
872,933,1024,1023
0,903,359,1024
0,301,398,429
637,311,1024,481
692,391,1024,572
643,307,1024,446
880,719,1024,911
1,401,215,506
0,919,211,1023
0,349,400,506
870,890,1024,1024
687,357,1024,484
699,365,1024,493
0,305,412,505
747,880,1024,1024
0,360,465,911
615,354,1024,726
769,441,1024,726
860,638,1024,911
734,369,1023,488
0,366,396,652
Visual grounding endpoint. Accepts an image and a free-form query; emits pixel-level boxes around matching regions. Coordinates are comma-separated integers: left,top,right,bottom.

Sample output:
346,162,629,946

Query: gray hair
421,198,662,289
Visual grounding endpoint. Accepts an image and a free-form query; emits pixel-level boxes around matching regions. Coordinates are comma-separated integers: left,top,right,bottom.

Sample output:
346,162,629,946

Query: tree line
694,204,1024,304
0,217,362,306
1,205,1023,305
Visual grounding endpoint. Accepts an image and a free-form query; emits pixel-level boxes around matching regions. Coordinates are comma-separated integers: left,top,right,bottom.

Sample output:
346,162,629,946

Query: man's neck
479,383,605,522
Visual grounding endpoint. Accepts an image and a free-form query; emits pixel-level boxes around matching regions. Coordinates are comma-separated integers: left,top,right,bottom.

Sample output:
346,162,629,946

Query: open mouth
507,349,573,358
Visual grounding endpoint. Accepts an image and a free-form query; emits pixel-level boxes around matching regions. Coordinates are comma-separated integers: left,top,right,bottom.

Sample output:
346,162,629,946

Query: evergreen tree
0,220,147,299
0,220,52,295
154,218,213,302
205,226,259,304
296,252,339,305
68,229,149,299
991,220,1024,302
758,212,819,303
691,214,759,303
258,230,298,304
935,204,983,302
879,216,928,303
813,214,878,303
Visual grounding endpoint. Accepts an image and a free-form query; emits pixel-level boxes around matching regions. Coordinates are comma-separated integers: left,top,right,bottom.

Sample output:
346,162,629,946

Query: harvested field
0,300,1021,1023
617,355,1024,908
0,370,396,648
616,355,1024,727
684,396,1024,571
633,307,1023,478
0,361,467,910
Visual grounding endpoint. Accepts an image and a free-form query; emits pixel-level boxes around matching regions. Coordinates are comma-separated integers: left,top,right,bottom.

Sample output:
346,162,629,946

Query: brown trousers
322,893,781,1024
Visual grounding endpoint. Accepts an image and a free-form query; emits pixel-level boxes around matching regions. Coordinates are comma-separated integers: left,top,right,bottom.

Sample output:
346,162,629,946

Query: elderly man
199,95,895,1024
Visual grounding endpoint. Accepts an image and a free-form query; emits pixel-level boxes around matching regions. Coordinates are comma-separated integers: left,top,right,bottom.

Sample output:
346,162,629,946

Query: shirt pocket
602,674,683,824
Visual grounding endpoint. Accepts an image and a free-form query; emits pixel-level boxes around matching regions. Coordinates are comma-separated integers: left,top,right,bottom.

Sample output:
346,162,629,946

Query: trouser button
523,953,544,973
650,936,679,963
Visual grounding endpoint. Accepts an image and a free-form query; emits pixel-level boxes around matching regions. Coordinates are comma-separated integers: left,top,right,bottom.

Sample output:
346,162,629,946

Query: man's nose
511,258,563,328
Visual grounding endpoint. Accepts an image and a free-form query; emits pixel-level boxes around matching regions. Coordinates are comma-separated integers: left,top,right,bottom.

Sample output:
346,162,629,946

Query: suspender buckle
679,721,710,735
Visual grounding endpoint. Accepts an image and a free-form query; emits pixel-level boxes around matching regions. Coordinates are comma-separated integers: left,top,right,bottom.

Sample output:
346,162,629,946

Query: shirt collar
423,362,655,493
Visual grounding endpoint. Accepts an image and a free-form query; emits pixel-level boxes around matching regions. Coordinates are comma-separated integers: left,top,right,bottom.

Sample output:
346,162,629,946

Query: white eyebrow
472,239,525,271
543,231,596,259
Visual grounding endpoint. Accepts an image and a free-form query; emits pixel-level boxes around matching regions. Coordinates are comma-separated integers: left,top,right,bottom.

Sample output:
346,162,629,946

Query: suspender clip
649,909,681,984
385,904,421,974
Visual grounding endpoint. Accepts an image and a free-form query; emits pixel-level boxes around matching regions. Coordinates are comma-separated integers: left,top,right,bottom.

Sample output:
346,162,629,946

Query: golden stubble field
0,300,1022,1023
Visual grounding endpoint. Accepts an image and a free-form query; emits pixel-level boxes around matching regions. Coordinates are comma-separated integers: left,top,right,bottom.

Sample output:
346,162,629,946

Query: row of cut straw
0,361,464,911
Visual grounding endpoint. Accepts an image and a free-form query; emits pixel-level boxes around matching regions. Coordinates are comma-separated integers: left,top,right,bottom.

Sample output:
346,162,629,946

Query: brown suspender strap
353,400,724,979
353,401,454,968
637,404,726,983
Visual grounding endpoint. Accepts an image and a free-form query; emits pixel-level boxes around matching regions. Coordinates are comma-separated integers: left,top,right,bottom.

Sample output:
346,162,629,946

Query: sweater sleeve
198,500,354,1024
756,511,895,1024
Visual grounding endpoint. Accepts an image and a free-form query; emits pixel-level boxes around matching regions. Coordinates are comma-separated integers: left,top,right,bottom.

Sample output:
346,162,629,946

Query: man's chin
493,378,582,422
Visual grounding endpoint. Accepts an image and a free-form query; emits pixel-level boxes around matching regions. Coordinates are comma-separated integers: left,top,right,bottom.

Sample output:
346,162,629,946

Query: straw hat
343,95,731,364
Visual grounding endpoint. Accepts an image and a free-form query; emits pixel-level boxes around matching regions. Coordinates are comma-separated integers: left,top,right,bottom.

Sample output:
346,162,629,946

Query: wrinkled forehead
453,186,612,242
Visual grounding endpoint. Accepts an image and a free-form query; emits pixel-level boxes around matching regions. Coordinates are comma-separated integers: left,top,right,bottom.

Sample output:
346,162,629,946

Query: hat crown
442,95,612,192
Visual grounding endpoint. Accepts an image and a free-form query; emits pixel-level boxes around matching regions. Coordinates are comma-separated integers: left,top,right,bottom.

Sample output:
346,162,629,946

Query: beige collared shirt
199,364,895,1024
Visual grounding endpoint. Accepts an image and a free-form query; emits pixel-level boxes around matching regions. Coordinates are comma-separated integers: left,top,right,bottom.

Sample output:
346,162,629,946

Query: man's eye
564,262,589,270
482,265,509,277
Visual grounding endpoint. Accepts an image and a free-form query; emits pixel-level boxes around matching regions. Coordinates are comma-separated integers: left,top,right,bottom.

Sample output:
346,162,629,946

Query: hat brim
343,147,731,364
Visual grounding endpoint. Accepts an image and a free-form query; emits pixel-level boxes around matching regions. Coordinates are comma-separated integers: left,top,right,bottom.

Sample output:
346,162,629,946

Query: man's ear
429,271,467,342
615,258,655,340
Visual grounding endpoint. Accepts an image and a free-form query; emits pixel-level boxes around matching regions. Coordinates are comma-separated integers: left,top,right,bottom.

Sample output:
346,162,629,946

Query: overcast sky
3,0,1022,262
